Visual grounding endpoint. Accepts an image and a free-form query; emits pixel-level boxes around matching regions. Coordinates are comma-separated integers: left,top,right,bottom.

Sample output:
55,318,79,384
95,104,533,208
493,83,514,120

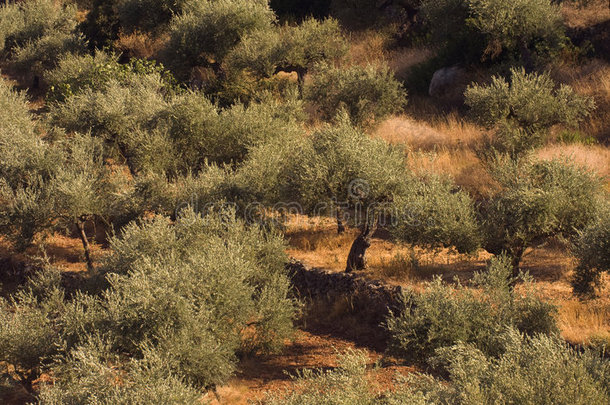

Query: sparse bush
421,0,566,65
394,329,610,405
262,349,378,405
385,254,558,363
481,156,605,275
390,174,480,254
163,0,276,80
305,63,407,126
117,0,190,34
38,337,203,404
572,210,610,297
465,68,595,157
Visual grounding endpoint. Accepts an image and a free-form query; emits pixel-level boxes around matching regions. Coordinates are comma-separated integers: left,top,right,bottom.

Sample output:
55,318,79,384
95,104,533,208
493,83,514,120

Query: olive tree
240,113,478,272
0,79,59,250
571,210,610,297
465,68,595,158
0,0,85,82
163,0,276,80
480,156,605,277
420,0,566,65
227,17,348,92
305,63,407,127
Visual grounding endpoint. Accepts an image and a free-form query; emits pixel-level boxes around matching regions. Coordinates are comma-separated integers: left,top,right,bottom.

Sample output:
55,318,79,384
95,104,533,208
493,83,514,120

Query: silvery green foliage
280,113,409,215
227,17,348,79
305,63,407,127
0,0,85,75
0,79,59,248
572,208,610,296
38,337,203,404
385,254,557,363
465,69,595,157
164,0,277,79
421,0,565,64
262,349,379,405
49,70,304,176
481,155,605,269
390,174,480,254
393,329,610,405
98,208,295,385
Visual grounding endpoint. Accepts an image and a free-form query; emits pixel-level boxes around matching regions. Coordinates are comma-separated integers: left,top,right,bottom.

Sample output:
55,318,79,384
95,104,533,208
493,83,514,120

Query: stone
429,66,466,98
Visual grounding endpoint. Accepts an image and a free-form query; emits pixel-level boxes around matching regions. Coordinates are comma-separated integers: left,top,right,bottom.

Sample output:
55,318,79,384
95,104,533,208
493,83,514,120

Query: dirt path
207,329,414,404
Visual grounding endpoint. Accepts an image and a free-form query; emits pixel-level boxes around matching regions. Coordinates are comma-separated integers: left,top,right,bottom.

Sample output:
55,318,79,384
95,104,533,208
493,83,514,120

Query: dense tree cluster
0,0,608,401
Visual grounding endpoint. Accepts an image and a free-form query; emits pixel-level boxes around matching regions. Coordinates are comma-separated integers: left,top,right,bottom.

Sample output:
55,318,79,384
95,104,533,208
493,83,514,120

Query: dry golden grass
374,113,484,150
346,29,389,67
386,47,434,82
537,143,610,179
551,59,610,142
561,0,610,29
115,31,164,60
559,298,610,345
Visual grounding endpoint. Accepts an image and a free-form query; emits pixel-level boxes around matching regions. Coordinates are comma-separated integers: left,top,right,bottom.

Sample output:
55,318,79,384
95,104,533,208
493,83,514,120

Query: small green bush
305,63,407,127
38,337,203,404
45,52,178,103
385,254,558,363
390,174,481,254
465,68,595,157
163,0,276,80
394,329,610,405
572,210,610,297
262,349,379,405
481,155,605,273
421,0,566,65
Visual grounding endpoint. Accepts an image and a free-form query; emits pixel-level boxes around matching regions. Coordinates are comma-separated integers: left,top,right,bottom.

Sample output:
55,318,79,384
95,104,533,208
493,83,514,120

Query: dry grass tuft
561,0,610,29
346,30,389,67
551,59,610,142
374,113,484,150
537,143,610,179
115,31,163,60
559,298,610,345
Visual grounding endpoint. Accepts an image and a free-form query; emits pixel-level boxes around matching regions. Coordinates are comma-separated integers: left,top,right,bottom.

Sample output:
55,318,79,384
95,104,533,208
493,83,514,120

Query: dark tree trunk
275,65,307,97
345,221,376,272
519,39,534,72
76,219,94,272
336,209,345,234
509,245,525,287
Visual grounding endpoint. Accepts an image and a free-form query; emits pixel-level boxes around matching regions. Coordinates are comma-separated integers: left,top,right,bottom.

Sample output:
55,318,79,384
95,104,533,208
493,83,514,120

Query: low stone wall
287,260,406,336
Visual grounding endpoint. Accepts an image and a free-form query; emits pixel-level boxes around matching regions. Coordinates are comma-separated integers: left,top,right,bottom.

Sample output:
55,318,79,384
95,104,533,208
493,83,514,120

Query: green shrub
163,0,276,80
305,63,407,127
390,174,481,254
394,329,610,405
465,68,595,157
45,52,178,103
421,0,566,65
117,0,190,34
385,254,558,364
262,349,378,405
481,156,605,274
572,210,610,297
11,31,86,79
227,17,347,86
48,74,171,174
1,0,78,54
97,208,295,386
38,337,203,404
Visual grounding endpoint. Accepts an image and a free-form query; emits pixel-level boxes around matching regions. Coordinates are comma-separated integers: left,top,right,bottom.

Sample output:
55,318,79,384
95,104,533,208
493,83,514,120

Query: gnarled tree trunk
76,218,94,272
345,220,377,272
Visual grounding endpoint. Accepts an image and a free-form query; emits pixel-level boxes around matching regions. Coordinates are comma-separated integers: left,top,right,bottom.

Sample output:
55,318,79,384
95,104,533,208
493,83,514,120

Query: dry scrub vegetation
0,0,609,403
